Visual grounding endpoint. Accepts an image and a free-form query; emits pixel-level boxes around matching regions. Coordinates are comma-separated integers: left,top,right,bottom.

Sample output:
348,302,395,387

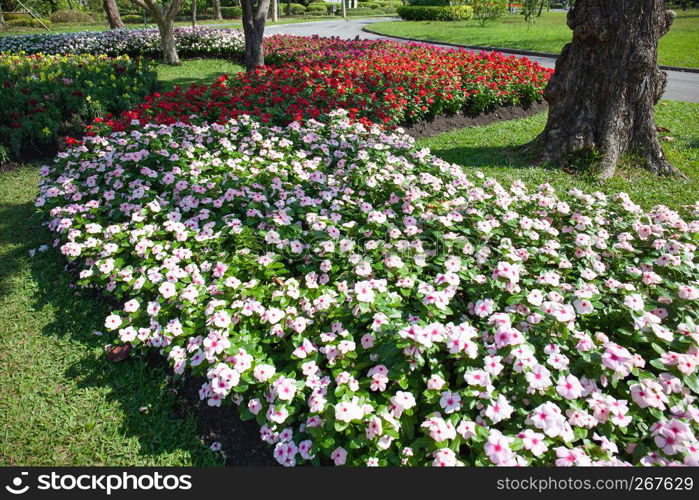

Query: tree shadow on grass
0,196,273,466
426,142,554,171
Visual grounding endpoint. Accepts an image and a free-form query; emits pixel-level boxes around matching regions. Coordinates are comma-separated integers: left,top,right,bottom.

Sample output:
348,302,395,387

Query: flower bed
89,37,552,134
38,110,699,466
0,53,156,156
0,27,245,59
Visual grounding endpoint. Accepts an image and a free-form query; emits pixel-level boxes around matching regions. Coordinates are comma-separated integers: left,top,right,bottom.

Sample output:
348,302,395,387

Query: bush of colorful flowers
0,53,156,156
0,27,245,59
38,109,699,466
89,36,553,134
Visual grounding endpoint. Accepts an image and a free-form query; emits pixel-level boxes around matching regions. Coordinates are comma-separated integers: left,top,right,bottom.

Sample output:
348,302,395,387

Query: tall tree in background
129,0,185,64
212,0,222,19
103,0,124,29
271,0,278,22
191,0,197,26
241,0,271,72
531,0,681,178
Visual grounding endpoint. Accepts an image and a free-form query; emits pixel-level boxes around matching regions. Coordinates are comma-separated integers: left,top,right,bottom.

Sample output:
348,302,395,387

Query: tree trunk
158,21,180,64
130,0,184,65
213,0,222,19
0,9,6,29
67,0,75,9
531,0,681,178
103,0,125,29
271,0,278,22
241,0,270,72
192,0,197,26
537,0,545,16
286,0,291,16
341,0,346,18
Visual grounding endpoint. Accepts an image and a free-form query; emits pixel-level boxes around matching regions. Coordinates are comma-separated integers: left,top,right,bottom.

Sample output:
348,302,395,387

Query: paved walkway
265,18,699,103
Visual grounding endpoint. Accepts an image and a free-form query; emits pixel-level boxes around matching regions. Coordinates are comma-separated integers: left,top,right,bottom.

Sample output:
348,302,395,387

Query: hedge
220,6,243,18
346,8,386,15
49,9,95,23
397,5,474,21
6,18,52,28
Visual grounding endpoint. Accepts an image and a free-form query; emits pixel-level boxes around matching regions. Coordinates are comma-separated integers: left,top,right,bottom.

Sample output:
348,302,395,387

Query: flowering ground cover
0,53,156,157
90,36,552,134
36,108,699,467
0,27,245,59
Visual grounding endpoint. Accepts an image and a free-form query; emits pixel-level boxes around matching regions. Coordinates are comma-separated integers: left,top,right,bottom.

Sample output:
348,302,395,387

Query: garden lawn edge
362,26,699,74
401,102,547,139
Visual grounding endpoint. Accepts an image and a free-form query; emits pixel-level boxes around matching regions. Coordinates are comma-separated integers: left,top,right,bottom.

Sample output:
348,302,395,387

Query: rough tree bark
213,0,222,19
129,0,185,65
241,0,271,72
103,0,124,29
531,0,681,178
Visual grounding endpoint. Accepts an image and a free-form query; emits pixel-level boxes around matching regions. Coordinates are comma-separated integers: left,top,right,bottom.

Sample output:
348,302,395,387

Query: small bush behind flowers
38,110,699,467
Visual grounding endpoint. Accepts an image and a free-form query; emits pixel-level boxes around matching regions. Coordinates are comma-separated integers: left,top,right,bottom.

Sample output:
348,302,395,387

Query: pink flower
354,281,375,303
439,391,462,414
330,447,347,466
556,374,583,400
104,314,122,331
485,394,514,424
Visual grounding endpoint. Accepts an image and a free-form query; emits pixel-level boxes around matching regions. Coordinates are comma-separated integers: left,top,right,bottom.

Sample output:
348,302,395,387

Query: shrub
397,5,473,21
49,9,95,23
407,0,452,5
121,14,149,24
220,6,243,18
0,53,156,156
355,1,382,8
175,14,215,21
307,1,330,11
38,109,699,466
6,18,52,28
346,8,385,15
470,0,507,26
4,13,29,21
0,27,245,58
284,3,307,15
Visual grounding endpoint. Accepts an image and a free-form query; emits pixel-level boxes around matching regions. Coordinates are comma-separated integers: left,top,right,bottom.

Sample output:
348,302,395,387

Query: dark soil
144,353,277,466
402,102,548,139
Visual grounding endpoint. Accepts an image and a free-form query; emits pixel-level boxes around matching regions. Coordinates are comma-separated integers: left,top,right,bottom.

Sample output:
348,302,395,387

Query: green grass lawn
0,165,223,466
417,101,699,213
155,58,244,90
369,10,699,68
1,58,697,465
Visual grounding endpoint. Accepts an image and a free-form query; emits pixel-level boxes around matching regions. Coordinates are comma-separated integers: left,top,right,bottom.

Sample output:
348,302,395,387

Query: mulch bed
402,101,548,139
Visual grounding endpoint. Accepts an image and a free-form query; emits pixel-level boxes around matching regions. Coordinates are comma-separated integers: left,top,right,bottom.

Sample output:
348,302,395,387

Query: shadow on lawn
0,197,273,466
426,143,547,171
158,71,235,92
